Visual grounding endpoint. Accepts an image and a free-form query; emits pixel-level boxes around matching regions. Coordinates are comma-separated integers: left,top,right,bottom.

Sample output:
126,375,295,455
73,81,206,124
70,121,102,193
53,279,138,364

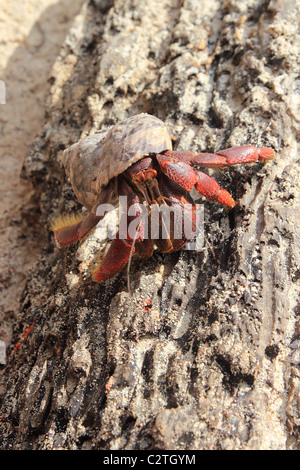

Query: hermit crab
52,113,274,282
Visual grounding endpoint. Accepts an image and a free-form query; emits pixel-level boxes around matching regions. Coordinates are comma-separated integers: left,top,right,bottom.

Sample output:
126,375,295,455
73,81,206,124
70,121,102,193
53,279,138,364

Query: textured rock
0,0,299,450
0,0,84,354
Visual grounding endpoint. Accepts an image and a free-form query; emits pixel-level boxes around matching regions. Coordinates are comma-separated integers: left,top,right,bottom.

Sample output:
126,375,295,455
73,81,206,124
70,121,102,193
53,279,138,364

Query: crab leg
165,145,275,167
93,180,150,282
156,175,198,250
93,236,133,282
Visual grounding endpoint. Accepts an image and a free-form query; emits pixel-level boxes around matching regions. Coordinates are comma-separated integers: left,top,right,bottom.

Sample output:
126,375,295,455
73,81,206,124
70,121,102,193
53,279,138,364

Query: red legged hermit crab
52,113,274,282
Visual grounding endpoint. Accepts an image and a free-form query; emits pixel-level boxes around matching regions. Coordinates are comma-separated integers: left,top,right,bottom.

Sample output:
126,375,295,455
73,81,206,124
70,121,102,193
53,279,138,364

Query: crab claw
257,147,275,161
156,154,198,191
51,212,101,247
195,171,235,209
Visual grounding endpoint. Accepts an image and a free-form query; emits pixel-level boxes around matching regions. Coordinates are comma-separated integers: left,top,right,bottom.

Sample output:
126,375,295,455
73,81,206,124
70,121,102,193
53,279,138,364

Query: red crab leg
165,145,275,167
92,236,133,282
118,178,146,242
93,179,149,282
156,175,197,251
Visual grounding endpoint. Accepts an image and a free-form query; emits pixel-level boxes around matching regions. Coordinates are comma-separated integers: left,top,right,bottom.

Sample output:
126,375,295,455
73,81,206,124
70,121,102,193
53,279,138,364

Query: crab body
52,113,275,282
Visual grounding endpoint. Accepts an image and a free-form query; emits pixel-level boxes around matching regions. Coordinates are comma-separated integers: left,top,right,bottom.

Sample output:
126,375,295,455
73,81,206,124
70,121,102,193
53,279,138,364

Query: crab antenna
126,212,148,300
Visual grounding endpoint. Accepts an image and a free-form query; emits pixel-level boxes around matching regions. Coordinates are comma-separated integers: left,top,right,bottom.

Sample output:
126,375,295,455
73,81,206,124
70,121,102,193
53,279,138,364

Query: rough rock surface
0,0,84,354
0,0,299,450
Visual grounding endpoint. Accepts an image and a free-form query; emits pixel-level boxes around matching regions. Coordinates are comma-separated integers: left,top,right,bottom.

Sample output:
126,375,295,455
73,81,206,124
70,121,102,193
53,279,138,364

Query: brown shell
62,113,172,210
